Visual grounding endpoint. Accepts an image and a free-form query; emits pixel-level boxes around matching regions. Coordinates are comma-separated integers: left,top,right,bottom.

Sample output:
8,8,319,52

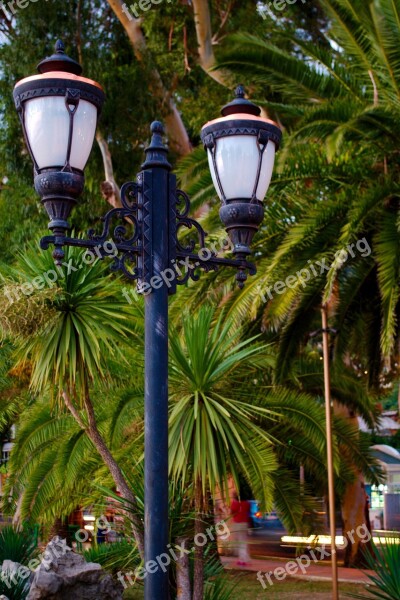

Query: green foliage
0,241,140,400
201,556,239,600
96,472,197,549
0,0,393,564
204,575,238,600
0,380,145,524
0,525,38,565
83,540,139,575
349,535,400,599
0,573,30,600
0,178,44,262
169,305,277,505
187,0,400,388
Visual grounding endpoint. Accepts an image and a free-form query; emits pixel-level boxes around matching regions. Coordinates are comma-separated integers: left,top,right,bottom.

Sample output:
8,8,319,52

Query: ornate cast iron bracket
40,171,257,293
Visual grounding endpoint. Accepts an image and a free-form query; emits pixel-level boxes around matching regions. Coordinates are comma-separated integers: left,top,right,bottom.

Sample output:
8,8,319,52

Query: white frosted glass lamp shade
14,70,105,174
24,96,97,171
207,135,276,202
12,42,106,262
201,112,281,203
200,88,282,272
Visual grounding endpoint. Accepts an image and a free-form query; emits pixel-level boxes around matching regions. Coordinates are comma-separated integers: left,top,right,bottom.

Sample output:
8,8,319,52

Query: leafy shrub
203,556,238,600
0,570,30,600
349,535,400,599
0,526,37,565
204,575,238,600
83,540,139,574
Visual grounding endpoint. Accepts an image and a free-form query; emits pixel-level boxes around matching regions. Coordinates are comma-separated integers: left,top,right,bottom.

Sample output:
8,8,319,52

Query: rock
26,537,123,600
1,559,22,576
1,559,32,587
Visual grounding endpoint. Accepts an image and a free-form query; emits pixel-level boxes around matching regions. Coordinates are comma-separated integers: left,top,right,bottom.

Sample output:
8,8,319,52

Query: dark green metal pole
142,122,171,600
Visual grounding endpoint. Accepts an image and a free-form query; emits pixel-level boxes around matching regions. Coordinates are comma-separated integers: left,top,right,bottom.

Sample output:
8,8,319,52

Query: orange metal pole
321,304,339,600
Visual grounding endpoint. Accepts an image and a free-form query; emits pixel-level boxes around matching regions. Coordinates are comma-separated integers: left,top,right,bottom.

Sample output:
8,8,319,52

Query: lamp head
201,86,282,259
13,41,105,261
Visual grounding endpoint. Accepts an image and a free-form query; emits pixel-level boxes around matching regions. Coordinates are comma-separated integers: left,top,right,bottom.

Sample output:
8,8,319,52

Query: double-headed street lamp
14,41,282,600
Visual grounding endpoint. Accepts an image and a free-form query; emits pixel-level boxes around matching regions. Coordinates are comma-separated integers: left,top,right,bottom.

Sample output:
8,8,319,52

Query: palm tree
2,383,144,525
173,0,400,565
168,306,382,595
212,0,400,369
0,242,145,555
169,306,277,600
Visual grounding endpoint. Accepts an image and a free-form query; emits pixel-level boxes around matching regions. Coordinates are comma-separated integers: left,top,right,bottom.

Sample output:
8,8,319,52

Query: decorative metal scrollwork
175,190,209,254
88,182,141,247
174,188,218,285
40,180,258,290
86,181,142,280
174,189,256,288
40,181,143,281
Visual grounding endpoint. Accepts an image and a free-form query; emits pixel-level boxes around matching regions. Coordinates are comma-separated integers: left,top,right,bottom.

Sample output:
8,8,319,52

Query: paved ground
222,555,374,585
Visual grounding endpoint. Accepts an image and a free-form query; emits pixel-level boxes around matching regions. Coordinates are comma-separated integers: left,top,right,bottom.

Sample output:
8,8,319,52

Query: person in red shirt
230,493,251,565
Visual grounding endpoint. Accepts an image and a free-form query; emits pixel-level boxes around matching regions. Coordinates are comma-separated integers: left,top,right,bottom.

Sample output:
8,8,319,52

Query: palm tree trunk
342,474,373,567
334,401,372,567
176,537,191,600
49,516,69,541
63,390,144,558
193,477,204,600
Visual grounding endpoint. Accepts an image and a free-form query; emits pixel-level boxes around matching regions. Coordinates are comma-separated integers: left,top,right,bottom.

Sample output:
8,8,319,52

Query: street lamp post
13,41,282,600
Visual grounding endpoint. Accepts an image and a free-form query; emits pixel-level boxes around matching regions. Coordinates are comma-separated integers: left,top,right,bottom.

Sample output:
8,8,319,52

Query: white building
369,445,400,530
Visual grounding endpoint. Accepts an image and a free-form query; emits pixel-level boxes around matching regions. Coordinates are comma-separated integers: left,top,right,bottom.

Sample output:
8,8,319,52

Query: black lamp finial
235,84,246,99
37,40,83,76
221,84,261,118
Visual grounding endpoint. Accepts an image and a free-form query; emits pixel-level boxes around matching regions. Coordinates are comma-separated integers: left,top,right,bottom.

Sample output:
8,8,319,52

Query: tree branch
212,0,233,44
96,131,121,208
63,388,145,557
82,392,145,557
106,0,192,155
63,390,86,430
191,0,231,86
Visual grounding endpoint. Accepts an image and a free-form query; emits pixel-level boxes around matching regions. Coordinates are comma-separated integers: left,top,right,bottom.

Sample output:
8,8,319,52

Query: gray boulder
0,559,32,590
26,537,123,600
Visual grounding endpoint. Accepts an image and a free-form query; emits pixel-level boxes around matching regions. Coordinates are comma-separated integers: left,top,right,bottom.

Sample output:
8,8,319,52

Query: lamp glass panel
207,135,275,201
25,97,97,171
69,100,97,170
256,140,276,201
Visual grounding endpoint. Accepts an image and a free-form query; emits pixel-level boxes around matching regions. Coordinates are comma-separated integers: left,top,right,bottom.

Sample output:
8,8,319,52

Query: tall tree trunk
191,0,230,86
96,131,121,208
334,402,372,567
176,537,191,600
341,473,373,567
193,477,204,600
63,390,144,558
49,516,69,542
106,0,192,156
397,338,400,416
